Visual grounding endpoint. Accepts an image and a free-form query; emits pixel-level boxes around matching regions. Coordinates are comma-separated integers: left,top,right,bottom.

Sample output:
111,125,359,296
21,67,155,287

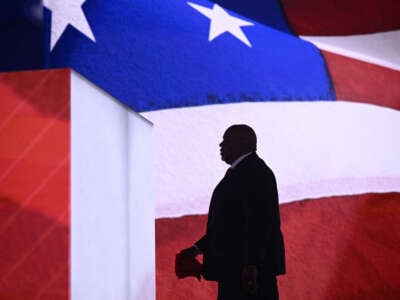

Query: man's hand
242,265,258,295
175,246,203,281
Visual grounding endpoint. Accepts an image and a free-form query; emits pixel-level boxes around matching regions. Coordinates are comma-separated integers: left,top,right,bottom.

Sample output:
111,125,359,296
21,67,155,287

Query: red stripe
0,69,70,300
322,50,400,110
280,0,400,35
156,193,400,299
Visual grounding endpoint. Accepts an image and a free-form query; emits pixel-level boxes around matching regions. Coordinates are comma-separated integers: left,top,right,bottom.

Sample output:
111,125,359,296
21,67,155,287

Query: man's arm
242,265,258,295
178,233,207,258
242,167,275,265
240,164,279,293
193,234,207,254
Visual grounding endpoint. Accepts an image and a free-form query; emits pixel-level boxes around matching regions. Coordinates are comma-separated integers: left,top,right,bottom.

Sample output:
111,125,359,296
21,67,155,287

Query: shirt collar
230,152,253,169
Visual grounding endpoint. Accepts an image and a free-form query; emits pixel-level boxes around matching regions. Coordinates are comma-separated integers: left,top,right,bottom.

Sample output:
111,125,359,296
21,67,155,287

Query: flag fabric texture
1,0,400,299
45,0,335,112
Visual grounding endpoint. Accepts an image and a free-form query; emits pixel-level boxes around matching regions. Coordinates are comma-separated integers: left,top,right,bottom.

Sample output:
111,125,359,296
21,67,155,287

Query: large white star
187,2,254,47
44,0,96,50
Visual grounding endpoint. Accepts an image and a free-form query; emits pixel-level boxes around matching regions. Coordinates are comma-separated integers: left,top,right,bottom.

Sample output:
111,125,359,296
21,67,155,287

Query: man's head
219,124,257,164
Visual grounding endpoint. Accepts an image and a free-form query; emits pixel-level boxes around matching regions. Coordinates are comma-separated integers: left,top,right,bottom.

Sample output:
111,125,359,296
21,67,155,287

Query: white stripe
142,101,400,218
301,30,400,71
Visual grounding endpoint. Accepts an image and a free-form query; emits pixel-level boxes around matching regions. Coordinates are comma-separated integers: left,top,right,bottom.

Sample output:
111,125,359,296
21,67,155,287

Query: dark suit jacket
195,153,285,281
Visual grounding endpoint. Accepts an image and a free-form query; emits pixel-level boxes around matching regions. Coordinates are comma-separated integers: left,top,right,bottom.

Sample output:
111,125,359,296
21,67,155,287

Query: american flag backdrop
1,0,400,299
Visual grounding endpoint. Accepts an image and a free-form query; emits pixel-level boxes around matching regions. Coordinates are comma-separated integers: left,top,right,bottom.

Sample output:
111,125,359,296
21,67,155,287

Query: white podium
0,69,155,300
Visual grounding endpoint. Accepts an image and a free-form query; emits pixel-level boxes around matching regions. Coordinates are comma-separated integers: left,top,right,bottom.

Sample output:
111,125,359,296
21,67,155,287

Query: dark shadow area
0,68,70,120
0,196,69,300
0,0,44,71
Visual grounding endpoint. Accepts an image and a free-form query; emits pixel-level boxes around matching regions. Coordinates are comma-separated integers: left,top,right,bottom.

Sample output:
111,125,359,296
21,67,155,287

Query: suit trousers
217,270,278,300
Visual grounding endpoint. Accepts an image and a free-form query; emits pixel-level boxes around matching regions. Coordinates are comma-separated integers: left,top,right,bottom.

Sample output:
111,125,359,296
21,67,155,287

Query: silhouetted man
176,124,285,300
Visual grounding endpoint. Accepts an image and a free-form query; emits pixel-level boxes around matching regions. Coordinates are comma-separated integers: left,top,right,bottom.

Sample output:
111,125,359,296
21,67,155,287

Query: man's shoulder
237,153,273,176
233,154,277,194
242,153,268,168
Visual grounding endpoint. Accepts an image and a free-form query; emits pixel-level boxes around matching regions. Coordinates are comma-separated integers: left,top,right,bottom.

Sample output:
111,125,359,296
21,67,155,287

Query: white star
187,2,254,47
44,0,96,50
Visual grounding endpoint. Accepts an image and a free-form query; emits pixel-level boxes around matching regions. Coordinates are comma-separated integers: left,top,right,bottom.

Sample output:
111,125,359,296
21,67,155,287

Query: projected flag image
1,0,399,299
